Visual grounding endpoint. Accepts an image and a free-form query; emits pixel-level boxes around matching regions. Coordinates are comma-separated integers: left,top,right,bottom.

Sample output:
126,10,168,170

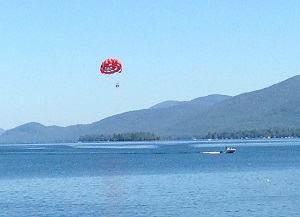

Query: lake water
0,139,299,216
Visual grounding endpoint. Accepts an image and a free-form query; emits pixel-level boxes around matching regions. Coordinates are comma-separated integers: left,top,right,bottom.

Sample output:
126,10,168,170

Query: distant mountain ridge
1,75,300,143
149,94,232,109
0,128,5,136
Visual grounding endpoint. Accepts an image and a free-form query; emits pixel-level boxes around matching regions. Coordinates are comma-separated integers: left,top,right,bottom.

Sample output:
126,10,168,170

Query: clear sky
0,0,299,130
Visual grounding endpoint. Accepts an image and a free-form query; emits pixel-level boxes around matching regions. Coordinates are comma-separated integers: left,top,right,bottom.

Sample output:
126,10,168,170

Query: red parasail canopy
100,58,122,74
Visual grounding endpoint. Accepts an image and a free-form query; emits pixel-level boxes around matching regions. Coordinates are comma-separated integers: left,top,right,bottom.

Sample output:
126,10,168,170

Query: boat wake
201,147,236,154
201,151,222,155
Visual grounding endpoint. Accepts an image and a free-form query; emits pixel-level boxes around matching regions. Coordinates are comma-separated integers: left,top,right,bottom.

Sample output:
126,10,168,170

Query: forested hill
1,75,300,143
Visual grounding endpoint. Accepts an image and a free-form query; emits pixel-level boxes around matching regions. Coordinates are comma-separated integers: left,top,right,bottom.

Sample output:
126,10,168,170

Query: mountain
169,75,300,137
191,94,232,105
0,128,5,136
149,100,182,109
149,94,232,109
0,122,87,144
1,75,300,143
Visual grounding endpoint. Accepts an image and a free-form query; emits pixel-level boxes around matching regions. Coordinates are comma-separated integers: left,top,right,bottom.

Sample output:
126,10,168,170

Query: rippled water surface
0,139,299,216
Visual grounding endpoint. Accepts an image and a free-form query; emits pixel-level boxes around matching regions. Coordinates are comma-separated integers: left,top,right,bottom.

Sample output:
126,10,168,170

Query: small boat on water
224,147,236,153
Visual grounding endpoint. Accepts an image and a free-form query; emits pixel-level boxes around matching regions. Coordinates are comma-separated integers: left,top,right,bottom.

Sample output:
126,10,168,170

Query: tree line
79,132,160,142
203,128,300,140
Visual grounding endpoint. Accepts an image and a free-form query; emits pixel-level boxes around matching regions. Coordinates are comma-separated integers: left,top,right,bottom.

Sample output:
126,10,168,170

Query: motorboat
225,147,236,153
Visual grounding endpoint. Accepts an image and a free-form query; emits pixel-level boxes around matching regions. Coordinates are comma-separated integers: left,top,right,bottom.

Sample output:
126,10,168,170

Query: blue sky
0,0,299,130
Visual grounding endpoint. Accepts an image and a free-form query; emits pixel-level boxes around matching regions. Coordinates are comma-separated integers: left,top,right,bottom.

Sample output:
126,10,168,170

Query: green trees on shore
79,132,160,142
203,128,300,140
78,128,300,142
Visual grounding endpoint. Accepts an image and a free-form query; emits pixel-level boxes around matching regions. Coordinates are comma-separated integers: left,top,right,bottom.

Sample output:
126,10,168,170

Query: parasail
100,58,122,75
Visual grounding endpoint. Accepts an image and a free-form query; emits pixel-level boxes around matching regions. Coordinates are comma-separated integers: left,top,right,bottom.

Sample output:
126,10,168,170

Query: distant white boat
224,147,236,154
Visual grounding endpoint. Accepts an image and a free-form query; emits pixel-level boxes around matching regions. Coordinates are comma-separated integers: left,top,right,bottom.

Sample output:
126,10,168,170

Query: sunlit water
0,139,299,216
